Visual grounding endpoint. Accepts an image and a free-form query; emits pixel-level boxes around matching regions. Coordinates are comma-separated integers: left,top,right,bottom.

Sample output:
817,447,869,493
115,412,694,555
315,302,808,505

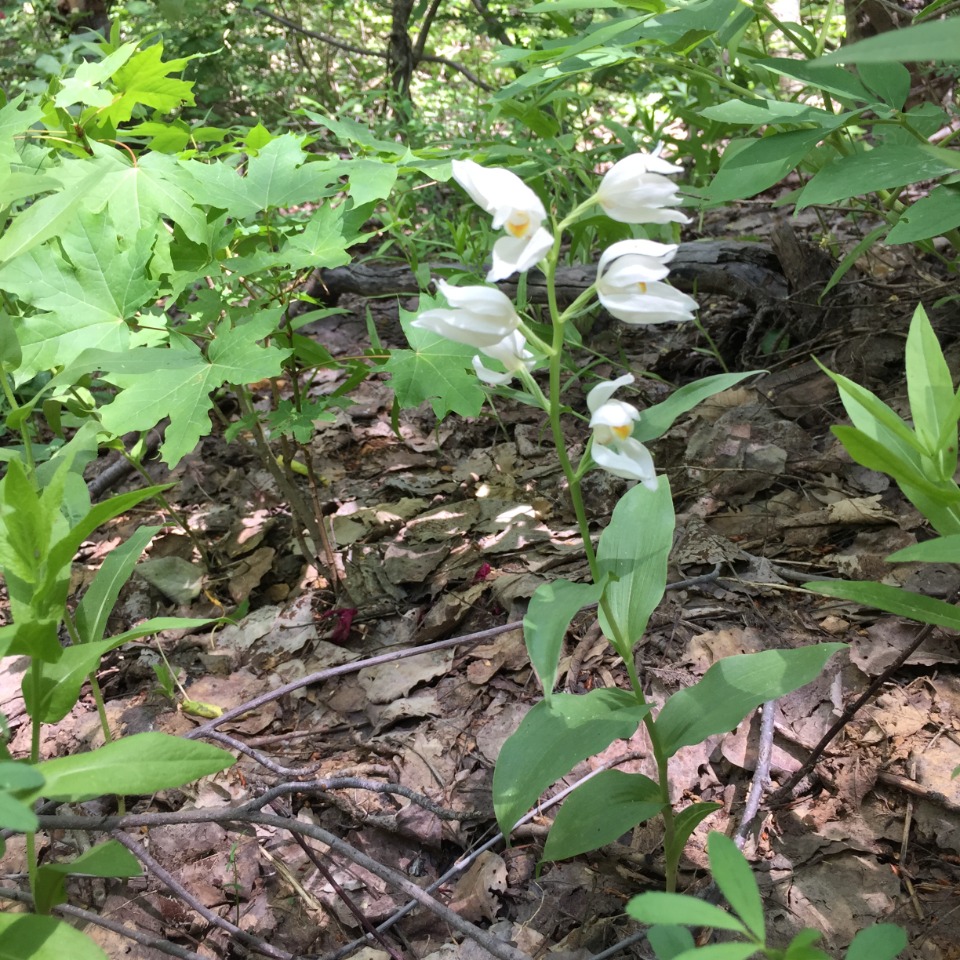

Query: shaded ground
3,211,960,960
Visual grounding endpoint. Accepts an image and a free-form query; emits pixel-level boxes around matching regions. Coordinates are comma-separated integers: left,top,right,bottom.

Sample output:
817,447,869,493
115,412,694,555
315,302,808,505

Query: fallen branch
298,241,788,316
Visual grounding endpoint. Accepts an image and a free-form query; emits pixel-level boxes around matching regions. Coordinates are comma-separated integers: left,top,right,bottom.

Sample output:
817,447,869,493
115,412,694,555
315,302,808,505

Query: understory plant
492,4,960,292
628,832,907,960
806,303,960,658
0,28,439,593
0,420,236,955
405,152,845,895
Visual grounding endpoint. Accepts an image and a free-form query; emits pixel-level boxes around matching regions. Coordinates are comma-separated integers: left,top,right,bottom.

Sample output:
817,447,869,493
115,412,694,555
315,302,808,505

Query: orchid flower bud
586,374,658,488
596,152,690,225
472,330,536,385
452,159,554,282
412,279,520,348
597,239,699,325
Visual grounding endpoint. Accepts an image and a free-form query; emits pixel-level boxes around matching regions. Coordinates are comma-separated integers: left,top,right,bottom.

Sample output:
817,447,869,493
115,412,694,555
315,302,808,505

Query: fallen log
298,239,789,314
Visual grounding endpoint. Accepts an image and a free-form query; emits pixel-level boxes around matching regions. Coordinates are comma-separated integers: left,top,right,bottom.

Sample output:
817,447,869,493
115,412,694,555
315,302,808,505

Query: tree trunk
387,0,416,104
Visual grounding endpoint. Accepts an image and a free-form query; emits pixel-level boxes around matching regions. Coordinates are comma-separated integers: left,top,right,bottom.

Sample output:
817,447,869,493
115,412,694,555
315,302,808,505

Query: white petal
589,398,641,430
604,153,684,184
479,330,535,372
413,281,520,347
596,152,690,225
599,282,698,325
597,239,677,279
437,279,515,317
599,257,672,291
473,355,515,385
487,226,554,282
411,309,511,348
591,436,657,486
586,374,635,414
452,159,546,235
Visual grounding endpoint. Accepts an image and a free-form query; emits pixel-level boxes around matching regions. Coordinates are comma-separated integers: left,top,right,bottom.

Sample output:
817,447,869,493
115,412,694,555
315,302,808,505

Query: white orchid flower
472,330,536,386
596,152,690,225
452,159,554,282
489,227,554,284
412,279,520,348
586,374,658,488
597,239,699,325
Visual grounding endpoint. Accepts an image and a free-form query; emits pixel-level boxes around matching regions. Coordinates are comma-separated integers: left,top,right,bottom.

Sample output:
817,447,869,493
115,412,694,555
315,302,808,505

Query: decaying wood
298,239,789,314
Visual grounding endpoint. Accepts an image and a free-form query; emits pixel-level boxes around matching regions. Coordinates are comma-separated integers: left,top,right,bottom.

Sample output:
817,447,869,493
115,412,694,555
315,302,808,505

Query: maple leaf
187,135,338,219
106,43,195,125
0,212,157,381
95,309,291,466
384,308,486,419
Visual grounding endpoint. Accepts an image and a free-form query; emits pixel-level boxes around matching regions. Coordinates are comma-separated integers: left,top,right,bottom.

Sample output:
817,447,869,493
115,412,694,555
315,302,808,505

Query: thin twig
268,799,404,960
734,700,776,848
37,811,532,959
111,829,295,960
769,619,939,805
251,4,494,90
253,5,383,57
243,778,488,821
201,728,324,778
184,570,710,742
321,750,649,960
184,618,525,740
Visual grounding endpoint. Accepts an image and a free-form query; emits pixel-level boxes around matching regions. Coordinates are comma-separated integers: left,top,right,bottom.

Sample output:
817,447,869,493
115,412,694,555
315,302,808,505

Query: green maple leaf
187,135,338,219
0,211,158,380
384,311,485,419
97,309,291,466
53,41,139,111
106,43,195,124
88,151,210,245
281,204,355,270
0,154,119,266
0,94,44,166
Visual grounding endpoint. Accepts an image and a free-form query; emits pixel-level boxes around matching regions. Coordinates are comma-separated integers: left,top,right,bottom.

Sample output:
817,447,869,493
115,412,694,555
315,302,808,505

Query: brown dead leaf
448,851,507,923
358,648,454,703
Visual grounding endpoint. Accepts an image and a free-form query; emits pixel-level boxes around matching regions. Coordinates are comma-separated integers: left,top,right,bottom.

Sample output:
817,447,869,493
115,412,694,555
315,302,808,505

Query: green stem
542,232,600,579
121,453,210,566
540,216,678,889
596,588,678,888
1,374,36,477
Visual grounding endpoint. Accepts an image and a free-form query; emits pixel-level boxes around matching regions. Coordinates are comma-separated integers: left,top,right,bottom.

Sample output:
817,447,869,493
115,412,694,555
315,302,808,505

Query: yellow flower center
636,281,648,293
506,211,532,238
612,424,631,440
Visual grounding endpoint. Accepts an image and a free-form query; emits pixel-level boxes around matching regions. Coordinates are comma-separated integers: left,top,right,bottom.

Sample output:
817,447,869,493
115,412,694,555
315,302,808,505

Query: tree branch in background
471,0,516,46
251,3,493,92
413,0,444,60
252,5,383,58
388,0,416,98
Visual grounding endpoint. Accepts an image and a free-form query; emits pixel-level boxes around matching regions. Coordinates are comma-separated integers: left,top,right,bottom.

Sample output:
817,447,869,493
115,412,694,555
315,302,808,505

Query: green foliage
0,34,397,484
33,841,141,915
655,645,845,758
0,911,112,960
597,479,675,657
628,832,908,960
488,5,960,275
386,304,488,419
808,303,960,637
0,437,234,951
27,733,233,803
814,305,960,535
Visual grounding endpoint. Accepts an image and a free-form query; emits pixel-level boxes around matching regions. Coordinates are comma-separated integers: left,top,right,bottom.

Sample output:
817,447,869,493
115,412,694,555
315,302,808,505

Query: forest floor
3,207,960,960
